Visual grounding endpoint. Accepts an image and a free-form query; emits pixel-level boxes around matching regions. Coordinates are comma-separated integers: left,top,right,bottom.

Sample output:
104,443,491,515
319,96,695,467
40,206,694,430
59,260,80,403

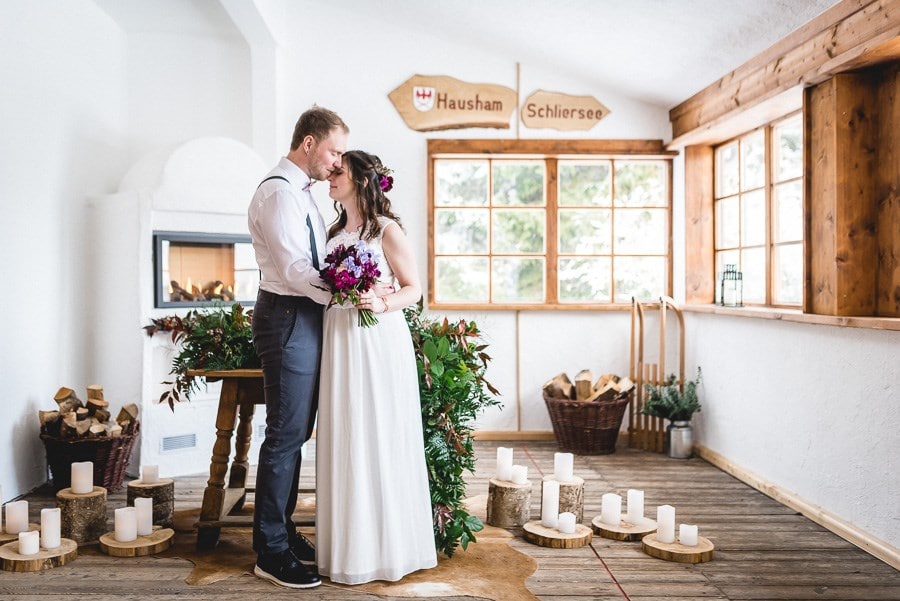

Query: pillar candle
626,489,644,523
0,484,4,533
558,512,576,534
600,492,622,526
510,464,528,485
5,500,28,534
135,498,153,536
553,452,574,483
114,507,137,542
656,505,676,543
40,508,61,549
541,480,560,528
18,530,40,556
679,523,699,546
496,447,513,481
141,465,159,485
71,461,93,494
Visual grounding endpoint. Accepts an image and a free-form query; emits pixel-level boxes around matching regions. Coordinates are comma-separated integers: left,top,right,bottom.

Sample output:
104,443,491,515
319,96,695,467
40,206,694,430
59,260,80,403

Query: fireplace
153,231,259,308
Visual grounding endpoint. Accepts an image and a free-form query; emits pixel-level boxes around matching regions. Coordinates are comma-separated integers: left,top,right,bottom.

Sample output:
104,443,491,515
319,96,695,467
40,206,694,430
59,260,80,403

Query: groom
247,106,348,589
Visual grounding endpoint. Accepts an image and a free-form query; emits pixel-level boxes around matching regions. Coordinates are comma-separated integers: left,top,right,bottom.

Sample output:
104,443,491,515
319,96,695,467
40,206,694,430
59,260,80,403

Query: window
429,140,673,309
713,113,803,306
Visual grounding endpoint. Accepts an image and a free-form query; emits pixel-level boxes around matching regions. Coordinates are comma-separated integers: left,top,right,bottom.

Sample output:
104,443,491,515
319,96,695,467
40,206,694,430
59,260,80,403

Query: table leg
199,379,239,525
227,380,258,512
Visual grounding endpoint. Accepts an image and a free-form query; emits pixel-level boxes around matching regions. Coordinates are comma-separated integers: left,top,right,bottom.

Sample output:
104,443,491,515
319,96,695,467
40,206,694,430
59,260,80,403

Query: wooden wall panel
683,146,715,304
876,63,900,317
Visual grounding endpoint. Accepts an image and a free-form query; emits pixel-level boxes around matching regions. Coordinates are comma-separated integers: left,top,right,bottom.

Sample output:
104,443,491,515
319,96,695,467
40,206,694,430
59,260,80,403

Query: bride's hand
357,290,388,313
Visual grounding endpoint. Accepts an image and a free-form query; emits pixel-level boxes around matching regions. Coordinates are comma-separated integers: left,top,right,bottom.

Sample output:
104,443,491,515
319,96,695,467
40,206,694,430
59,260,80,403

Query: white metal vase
667,421,693,459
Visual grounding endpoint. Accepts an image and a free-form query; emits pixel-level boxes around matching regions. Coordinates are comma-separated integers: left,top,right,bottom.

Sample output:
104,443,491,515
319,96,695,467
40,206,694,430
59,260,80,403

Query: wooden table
188,369,313,549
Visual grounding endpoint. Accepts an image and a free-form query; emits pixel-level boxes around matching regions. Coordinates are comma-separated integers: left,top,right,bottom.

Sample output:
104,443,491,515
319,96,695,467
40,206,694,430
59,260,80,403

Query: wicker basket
41,422,139,492
544,391,631,455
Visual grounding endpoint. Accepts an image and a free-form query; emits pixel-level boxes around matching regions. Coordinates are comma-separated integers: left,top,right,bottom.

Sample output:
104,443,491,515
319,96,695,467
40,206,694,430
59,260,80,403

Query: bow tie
302,180,315,191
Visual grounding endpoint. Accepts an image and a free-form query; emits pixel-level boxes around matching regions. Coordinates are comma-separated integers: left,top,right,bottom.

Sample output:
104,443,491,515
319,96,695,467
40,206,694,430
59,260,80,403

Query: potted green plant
639,367,702,458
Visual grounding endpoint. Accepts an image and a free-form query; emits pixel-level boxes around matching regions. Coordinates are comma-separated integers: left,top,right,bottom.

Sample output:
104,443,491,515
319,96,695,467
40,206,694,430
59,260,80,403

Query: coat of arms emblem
413,86,435,112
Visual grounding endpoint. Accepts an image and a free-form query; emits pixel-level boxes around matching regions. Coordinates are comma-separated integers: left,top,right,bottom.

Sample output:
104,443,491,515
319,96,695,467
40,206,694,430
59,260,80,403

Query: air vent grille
160,433,197,453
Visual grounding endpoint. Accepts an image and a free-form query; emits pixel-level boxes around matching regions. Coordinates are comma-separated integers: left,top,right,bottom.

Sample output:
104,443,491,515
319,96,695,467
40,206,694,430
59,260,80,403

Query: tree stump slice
0,538,77,572
591,515,658,541
544,475,584,523
522,520,592,548
98,527,174,557
641,532,714,563
486,478,532,527
56,486,107,544
0,524,39,544
127,479,175,527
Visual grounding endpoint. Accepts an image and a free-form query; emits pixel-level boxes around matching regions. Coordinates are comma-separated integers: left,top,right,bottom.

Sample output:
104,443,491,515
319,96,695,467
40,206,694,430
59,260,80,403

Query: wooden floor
2,440,897,600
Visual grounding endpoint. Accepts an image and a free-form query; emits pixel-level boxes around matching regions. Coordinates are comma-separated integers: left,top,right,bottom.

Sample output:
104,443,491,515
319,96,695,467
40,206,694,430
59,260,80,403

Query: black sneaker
288,532,316,563
254,549,321,589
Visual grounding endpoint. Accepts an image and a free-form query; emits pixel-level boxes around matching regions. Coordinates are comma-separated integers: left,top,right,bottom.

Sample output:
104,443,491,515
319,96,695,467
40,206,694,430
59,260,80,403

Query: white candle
71,461,93,494
558,511,576,534
0,484,3,533
510,464,528,485
495,447,513,482
656,505,676,543
40,508,61,549
141,465,159,485
5,500,28,534
541,480,560,528
553,452,574,483
679,523,699,546
114,507,137,542
626,489,644,523
135,498,153,536
18,530,39,556
600,492,622,526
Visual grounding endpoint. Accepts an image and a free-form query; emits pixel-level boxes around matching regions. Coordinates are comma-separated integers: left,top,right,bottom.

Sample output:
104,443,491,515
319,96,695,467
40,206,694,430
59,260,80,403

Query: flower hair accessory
374,164,394,193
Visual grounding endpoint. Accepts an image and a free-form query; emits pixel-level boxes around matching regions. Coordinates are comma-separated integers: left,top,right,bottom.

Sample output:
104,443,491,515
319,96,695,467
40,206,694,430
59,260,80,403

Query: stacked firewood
543,369,635,402
39,385,139,439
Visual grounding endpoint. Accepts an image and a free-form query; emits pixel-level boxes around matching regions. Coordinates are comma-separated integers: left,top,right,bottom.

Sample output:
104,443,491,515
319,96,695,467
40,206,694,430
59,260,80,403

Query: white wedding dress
316,216,437,584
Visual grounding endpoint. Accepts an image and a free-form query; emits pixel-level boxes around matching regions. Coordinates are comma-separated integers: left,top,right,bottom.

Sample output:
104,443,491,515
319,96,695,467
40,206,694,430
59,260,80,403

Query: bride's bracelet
380,295,390,313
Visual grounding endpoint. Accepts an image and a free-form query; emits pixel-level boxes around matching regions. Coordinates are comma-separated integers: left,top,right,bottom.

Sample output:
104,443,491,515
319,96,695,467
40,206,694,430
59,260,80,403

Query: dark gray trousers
251,289,322,556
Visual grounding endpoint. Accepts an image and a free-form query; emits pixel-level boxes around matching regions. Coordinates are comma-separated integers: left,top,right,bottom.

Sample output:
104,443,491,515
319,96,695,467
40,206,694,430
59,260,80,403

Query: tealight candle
558,512,576,534
600,492,622,526
71,461,93,494
541,480,560,528
40,508,61,549
141,465,159,485
135,498,153,536
553,452,574,483
656,505,676,543
626,489,644,523
5,500,29,534
114,507,137,542
510,464,528,485
18,530,39,556
496,447,513,482
679,523,699,546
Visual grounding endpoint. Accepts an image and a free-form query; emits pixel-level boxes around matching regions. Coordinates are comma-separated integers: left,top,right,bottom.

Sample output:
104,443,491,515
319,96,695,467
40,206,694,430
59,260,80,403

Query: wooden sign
389,75,517,131
521,90,610,131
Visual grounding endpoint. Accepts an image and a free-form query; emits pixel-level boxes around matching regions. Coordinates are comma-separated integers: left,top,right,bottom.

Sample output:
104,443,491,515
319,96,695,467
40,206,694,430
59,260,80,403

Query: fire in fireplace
153,231,259,308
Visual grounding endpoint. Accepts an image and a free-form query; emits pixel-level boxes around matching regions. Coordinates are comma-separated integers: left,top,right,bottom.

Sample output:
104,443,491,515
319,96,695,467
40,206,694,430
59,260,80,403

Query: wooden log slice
591,514,658,541
544,475,585,523
0,538,77,572
0,524,39,544
486,478,532,527
641,532,715,563
56,486,107,544
127,479,175,527
98,527,174,557
522,520,592,548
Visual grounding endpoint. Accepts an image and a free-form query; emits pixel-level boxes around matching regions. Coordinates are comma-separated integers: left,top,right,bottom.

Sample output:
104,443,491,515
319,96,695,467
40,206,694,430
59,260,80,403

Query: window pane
774,180,803,243
614,256,666,303
741,131,765,190
741,190,766,247
559,160,611,206
559,257,611,302
716,196,740,249
773,114,802,181
435,208,488,254
492,257,544,302
559,209,611,254
435,160,488,206
614,208,667,254
492,208,545,253
741,247,766,304
435,257,488,302
773,242,802,305
615,161,667,207
492,161,545,206
716,142,739,197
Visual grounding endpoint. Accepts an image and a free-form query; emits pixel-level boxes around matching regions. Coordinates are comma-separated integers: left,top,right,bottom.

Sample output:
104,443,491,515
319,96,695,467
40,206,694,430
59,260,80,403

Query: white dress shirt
248,157,332,304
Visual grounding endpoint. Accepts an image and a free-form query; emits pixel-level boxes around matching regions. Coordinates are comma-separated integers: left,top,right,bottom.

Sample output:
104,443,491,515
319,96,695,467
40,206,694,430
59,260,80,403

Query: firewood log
542,372,575,400
53,387,82,415
108,424,122,438
39,410,60,427
93,408,110,423
86,397,109,417
75,407,90,421
89,423,107,437
574,369,594,400
116,404,139,424
86,384,104,401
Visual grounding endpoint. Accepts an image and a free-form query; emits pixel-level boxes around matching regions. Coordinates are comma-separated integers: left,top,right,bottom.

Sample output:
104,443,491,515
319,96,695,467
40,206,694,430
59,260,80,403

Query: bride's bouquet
318,240,382,327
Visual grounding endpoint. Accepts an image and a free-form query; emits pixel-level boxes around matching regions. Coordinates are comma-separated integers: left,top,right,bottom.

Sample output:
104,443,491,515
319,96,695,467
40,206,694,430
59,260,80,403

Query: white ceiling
95,0,843,109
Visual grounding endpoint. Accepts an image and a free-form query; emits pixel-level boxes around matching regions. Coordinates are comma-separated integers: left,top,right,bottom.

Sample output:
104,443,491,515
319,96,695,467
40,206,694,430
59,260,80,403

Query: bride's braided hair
328,150,404,241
